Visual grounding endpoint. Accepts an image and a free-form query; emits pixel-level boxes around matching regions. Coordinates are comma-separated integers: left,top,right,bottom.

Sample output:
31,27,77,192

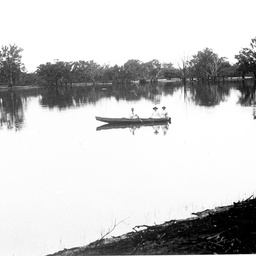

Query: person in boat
161,106,168,118
130,108,139,119
151,106,161,118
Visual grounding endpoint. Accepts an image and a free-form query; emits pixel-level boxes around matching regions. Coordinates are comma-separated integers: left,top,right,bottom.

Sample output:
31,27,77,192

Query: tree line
0,37,256,87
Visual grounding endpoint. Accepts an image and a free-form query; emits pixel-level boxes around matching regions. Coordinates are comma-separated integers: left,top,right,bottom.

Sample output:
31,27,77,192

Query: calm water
0,81,256,256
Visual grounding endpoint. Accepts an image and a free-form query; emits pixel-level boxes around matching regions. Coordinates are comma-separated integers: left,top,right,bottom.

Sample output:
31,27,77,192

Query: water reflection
0,83,168,131
37,83,165,109
39,86,95,108
1,80,256,256
0,88,44,130
1,80,256,131
0,90,25,130
237,82,256,119
163,81,184,96
163,81,237,107
186,83,230,107
97,122,170,136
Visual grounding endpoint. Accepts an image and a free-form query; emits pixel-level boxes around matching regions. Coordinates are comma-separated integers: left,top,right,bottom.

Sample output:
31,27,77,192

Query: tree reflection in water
0,88,43,130
0,90,25,130
1,79,255,131
187,83,230,107
236,80,256,120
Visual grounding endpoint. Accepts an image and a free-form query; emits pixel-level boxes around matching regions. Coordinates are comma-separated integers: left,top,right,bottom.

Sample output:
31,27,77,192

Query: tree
190,48,214,80
72,60,101,85
158,62,176,79
96,64,110,84
110,65,124,84
36,61,59,86
177,55,191,82
208,56,231,81
36,60,73,86
235,37,256,79
0,44,25,86
84,60,101,85
224,64,240,78
20,72,39,86
123,59,142,82
190,48,229,82
36,62,55,85
144,59,161,82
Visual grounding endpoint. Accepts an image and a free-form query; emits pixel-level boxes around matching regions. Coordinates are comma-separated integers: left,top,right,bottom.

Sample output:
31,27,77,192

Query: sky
1,0,256,72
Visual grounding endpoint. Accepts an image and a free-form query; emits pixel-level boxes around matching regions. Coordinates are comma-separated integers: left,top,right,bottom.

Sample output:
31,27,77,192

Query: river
0,81,255,256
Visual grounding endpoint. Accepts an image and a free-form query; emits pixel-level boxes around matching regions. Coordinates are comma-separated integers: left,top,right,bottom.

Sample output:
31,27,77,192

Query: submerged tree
177,54,191,83
0,44,25,87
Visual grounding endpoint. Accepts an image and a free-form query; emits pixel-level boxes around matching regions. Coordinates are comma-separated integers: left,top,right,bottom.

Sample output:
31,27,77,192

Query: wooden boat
95,116,171,124
96,121,169,131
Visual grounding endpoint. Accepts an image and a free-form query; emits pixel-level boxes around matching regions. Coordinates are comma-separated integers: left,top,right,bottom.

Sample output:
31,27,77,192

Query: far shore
0,76,254,91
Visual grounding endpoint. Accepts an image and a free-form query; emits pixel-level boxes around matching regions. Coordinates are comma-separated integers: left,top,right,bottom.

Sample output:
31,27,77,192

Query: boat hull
95,116,171,124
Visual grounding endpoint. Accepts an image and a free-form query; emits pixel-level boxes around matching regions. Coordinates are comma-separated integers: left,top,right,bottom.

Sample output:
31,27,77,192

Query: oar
149,117,155,126
138,116,144,125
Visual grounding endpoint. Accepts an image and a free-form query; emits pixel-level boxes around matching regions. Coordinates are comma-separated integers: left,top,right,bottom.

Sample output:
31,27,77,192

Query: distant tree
73,60,101,85
234,52,250,79
209,56,231,81
0,44,25,86
158,62,176,79
235,37,256,79
139,62,148,81
110,65,125,84
70,61,85,83
36,62,55,85
225,64,240,78
190,48,229,82
177,55,191,82
20,72,39,86
123,59,142,82
108,65,119,84
98,64,112,84
144,59,161,82
53,60,73,85
84,60,101,85
36,60,73,86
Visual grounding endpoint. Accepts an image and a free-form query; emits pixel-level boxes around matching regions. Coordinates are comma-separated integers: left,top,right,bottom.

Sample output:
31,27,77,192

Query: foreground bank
48,197,256,255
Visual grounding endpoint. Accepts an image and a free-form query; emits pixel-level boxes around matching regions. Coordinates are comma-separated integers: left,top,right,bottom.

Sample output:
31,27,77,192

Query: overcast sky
1,0,256,72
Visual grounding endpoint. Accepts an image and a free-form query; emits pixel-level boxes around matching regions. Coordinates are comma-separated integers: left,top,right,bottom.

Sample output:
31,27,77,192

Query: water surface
0,81,255,256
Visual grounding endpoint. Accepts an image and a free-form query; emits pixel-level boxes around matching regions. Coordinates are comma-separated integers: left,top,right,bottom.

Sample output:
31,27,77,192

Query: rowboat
96,121,169,131
95,116,171,124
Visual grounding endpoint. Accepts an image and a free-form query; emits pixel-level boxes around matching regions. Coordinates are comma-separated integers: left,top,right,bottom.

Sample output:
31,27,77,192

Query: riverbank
47,196,256,255
0,77,253,91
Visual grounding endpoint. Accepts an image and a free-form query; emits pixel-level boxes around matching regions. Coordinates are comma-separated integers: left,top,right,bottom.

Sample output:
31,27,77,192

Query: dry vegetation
48,196,256,255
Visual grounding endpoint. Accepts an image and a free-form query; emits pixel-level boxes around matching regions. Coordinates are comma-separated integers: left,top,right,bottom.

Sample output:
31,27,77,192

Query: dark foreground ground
48,196,256,255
